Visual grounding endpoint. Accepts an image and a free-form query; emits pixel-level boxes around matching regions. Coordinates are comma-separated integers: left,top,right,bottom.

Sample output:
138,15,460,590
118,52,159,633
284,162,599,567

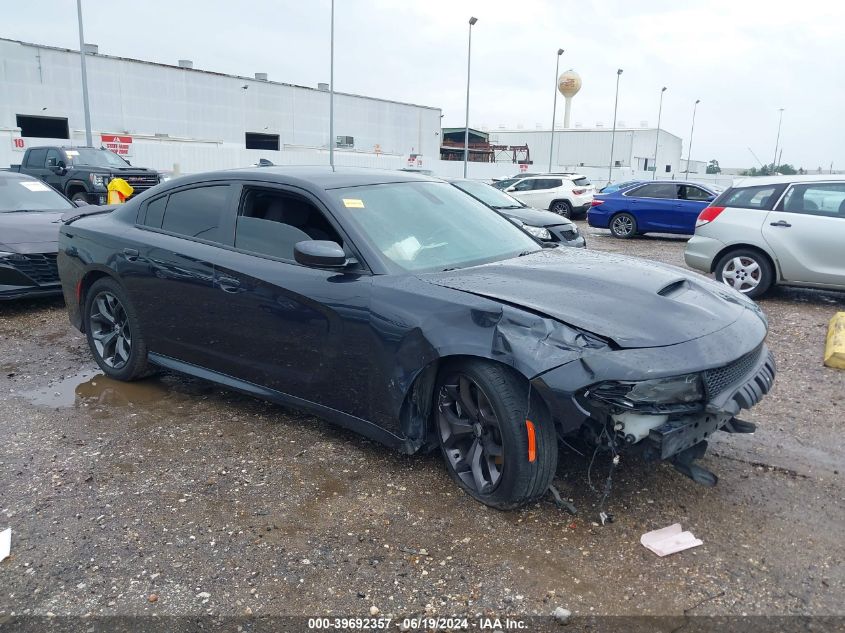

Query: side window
26,148,48,168
780,183,845,218
235,188,343,261
142,195,168,228
46,149,62,167
512,179,535,192
680,185,712,201
159,185,230,241
546,179,564,189
629,183,677,199
715,185,784,210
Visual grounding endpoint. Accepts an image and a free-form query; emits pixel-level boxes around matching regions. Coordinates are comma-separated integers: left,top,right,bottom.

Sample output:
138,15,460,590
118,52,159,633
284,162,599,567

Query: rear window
156,185,231,241
714,184,786,210
572,177,591,187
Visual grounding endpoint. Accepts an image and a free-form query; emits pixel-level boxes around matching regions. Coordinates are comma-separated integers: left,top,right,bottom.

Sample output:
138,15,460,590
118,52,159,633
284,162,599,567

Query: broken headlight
591,373,704,406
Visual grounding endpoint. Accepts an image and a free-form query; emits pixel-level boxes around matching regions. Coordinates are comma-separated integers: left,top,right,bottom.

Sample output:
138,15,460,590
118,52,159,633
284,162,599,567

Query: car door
623,183,679,231
204,182,374,413
121,183,234,366
43,149,67,191
762,182,845,286
676,184,715,233
505,178,536,205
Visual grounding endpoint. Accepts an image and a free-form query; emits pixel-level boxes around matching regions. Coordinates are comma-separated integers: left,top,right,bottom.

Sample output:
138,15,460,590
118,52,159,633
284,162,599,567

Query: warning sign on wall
101,134,133,157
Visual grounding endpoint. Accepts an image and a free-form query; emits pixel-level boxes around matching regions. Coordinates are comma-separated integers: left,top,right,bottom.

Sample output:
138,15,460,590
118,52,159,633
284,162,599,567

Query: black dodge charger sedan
1,171,77,300
57,167,775,509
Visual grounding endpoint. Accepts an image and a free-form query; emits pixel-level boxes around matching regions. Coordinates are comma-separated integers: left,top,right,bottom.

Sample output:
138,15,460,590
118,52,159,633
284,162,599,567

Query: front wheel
609,212,637,238
435,360,557,510
84,277,151,381
714,249,773,299
550,200,573,218
70,191,91,205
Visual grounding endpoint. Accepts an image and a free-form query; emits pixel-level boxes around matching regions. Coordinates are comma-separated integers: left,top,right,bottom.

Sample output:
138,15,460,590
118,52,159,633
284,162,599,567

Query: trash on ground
0,528,10,562
640,523,702,557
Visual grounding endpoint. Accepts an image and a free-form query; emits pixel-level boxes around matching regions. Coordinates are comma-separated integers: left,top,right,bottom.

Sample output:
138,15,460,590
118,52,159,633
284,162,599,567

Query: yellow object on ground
824,312,845,369
107,178,134,204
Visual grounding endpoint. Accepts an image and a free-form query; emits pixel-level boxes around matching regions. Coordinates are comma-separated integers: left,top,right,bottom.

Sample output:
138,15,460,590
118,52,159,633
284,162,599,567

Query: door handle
216,276,242,293
123,248,139,261
769,220,792,227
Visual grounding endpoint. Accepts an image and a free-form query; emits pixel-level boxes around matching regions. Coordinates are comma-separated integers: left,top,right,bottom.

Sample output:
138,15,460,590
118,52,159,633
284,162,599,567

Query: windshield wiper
493,204,523,210
518,250,537,257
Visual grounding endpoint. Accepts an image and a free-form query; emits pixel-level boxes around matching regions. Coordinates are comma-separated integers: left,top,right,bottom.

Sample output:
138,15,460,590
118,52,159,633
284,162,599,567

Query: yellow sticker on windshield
342,198,365,208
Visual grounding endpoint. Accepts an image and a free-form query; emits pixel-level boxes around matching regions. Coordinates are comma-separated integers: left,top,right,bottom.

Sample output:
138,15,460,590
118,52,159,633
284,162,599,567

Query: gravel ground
1,222,843,626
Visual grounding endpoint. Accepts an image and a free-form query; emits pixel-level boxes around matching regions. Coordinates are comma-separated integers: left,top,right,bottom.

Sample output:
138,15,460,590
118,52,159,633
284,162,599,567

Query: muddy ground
1,222,843,626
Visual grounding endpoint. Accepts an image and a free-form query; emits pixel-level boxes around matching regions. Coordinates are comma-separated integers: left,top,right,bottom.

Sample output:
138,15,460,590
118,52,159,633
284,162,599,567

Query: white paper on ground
640,523,702,557
0,528,10,562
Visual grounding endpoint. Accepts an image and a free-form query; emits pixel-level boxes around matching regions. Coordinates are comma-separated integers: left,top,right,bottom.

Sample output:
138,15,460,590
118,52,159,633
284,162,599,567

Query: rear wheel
550,200,573,218
84,277,151,381
714,249,773,299
70,191,90,205
435,360,557,510
609,212,637,238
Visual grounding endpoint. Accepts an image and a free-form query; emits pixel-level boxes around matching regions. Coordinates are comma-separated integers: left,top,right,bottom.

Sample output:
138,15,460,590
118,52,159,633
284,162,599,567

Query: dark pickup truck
9,146,161,205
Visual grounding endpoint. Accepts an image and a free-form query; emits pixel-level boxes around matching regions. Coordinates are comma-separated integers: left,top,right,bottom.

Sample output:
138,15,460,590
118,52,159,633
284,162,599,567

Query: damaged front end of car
531,310,776,487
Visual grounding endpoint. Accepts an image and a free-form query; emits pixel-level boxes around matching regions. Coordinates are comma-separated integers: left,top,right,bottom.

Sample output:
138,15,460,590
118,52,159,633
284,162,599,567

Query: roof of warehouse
0,37,441,112
492,127,681,139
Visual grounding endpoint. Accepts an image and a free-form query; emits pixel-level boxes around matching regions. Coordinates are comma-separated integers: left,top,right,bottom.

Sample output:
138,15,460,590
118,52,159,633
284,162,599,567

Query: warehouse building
0,37,442,173
488,127,684,177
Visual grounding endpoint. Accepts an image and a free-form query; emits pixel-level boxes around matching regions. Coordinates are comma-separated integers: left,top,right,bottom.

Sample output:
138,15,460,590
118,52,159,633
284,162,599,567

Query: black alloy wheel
435,360,557,509
610,212,637,238
84,277,151,381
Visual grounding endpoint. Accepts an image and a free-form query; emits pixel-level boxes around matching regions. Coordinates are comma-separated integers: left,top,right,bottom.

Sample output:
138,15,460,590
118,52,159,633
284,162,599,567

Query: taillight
591,199,604,207
696,206,725,228
573,188,587,195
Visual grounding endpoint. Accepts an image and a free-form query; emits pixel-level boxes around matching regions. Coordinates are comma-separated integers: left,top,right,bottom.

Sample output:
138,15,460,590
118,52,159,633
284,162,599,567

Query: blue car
598,179,644,194
588,180,720,238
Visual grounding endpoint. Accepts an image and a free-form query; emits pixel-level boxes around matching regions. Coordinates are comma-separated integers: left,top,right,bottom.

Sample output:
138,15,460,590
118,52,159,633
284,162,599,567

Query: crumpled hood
0,211,63,252
422,247,757,348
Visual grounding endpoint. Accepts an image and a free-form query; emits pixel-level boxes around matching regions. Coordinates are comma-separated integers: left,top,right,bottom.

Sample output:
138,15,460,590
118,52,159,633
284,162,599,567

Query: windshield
452,180,525,209
66,148,131,168
329,182,540,272
0,178,73,212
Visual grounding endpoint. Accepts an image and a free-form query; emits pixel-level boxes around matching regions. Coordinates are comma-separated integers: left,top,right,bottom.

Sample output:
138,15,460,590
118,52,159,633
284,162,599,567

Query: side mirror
505,186,516,193
74,199,89,207
50,165,65,175
294,240,348,268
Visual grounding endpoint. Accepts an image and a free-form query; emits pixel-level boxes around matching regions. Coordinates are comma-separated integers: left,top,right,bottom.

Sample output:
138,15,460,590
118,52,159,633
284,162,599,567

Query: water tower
558,70,582,128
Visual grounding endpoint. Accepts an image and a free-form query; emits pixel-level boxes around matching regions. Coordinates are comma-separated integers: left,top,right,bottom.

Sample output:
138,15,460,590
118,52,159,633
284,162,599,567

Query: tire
609,212,637,239
714,248,774,299
550,200,573,218
70,191,91,205
435,359,557,510
84,277,151,381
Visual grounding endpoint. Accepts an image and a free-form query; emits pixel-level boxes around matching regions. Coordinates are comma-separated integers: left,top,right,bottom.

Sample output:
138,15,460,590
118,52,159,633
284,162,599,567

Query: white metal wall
0,38,441,169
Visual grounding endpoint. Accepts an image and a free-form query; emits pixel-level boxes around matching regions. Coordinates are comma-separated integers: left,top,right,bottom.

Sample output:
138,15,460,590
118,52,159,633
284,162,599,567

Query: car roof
0,170,39,182
158,166,441,191
730,174,845,188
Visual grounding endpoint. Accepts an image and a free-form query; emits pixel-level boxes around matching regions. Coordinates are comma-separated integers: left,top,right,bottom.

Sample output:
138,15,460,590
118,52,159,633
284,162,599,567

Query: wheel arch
77,268,122,332
397,354,553,454
65,180,89,197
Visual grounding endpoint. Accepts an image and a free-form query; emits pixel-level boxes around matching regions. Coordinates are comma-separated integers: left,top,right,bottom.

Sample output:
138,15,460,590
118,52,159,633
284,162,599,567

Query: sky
3,0,843,170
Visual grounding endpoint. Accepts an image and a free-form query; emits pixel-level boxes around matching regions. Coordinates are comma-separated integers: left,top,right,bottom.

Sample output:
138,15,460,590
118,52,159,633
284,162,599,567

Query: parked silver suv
685,175,845,298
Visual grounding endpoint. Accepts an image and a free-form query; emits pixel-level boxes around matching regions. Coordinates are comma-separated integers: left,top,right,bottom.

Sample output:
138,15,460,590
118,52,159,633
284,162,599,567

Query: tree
706,159,721,174
777,164,797,175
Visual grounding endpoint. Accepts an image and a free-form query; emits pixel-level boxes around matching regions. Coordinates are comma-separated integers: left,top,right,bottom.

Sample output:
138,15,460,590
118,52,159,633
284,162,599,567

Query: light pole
771,108,784,175
329,0,335,168
607,68,622,186
685,99,700,179
76,0,93,146
652,86,667,180
463,17,478,178
548,48,564,172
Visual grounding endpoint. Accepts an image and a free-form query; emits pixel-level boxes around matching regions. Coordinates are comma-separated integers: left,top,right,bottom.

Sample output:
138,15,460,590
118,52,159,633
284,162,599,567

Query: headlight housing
589,373,704,407
521,223,552,240
89,173,110,188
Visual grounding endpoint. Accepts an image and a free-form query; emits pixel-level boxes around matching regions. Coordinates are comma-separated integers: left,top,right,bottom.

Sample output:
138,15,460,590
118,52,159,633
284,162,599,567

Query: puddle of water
18,367,191,411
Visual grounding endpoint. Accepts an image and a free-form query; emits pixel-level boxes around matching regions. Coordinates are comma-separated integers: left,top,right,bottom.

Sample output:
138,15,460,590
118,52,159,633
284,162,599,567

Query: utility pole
607,69,622,186
548,48,564,172
685,99,700,179
771,108,784,176
329,0,335,168
652,87,666,179
463,17,478,178
76,0,93,146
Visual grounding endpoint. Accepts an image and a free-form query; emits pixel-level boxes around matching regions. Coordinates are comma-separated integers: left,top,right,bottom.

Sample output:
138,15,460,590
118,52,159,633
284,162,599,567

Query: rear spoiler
62,204,119,225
